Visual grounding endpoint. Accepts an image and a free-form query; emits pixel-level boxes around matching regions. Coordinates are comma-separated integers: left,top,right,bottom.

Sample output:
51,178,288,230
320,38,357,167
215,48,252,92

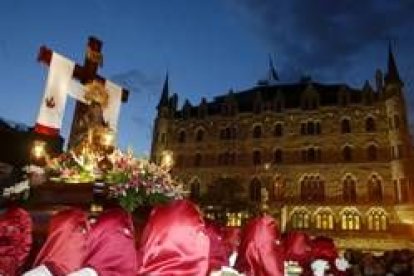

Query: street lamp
161,150,174,171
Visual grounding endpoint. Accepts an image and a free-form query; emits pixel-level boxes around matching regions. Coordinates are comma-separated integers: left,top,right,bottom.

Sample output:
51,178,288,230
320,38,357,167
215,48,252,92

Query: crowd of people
0,165,413,275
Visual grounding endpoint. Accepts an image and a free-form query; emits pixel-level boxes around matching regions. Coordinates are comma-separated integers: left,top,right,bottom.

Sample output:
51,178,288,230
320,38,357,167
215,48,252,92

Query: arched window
272,176,285,201
273,149,283,164
341,209,360,230
253,150,261,165
315,209,334,230
343,175,357,202
315,122,321,135
307,121,315,135
367,144,378,161
195,129,204,142
250,178,261,202
291,209,310,229
308,148,316,162
343,146,352,162
394,115,400,129
190,180,200,200
300,175,325,202
253,125,262,139
367,208,387,231
368,175,383,202
178,130,186,143
231,127,237,140
274,123,283,137
341,119,351,133
366,117,376,132
194,153,202,167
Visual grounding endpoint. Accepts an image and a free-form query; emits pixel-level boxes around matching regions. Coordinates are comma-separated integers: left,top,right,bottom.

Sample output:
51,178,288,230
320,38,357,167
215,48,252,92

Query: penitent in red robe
33,207,137,276
235,215,284,276
34,208,89,276
0,207,32,276
83,208,137,276
136,200,210,276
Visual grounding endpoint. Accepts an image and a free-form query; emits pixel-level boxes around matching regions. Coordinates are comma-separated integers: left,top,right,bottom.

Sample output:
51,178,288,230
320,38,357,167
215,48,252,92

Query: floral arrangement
105,150,183,212
46,150,98,183
41,147,182,212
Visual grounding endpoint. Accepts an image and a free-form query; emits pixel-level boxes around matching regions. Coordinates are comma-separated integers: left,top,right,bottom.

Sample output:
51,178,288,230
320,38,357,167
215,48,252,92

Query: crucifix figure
36,36,129,149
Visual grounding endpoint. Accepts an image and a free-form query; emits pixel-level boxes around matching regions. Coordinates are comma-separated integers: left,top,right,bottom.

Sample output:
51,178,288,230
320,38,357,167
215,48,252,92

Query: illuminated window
343,175,357,202
315,209,334,230
291,209,311,229
367,208,387,231
341,209,360,230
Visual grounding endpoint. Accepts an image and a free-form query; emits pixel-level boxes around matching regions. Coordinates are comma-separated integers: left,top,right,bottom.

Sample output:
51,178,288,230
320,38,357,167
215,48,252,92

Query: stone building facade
151,49,414,251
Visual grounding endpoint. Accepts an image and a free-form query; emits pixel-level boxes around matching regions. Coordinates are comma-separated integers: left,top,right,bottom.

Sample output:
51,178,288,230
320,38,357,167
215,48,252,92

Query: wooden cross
37,36,129,149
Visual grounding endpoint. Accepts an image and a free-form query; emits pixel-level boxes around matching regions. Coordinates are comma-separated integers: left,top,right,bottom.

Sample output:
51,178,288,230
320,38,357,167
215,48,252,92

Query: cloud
111,69,162,98
229,0,414,82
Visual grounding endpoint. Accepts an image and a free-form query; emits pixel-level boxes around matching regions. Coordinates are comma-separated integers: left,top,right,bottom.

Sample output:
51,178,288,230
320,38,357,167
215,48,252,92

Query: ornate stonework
151,52,414,251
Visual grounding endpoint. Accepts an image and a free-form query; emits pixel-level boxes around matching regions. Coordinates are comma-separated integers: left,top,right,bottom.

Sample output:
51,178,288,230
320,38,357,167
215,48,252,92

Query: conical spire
385,42,403,86
268,54,279,82
157,72,169,109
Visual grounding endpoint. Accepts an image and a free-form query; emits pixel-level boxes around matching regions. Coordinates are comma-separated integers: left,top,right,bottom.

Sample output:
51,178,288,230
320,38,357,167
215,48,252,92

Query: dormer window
301,89,319,110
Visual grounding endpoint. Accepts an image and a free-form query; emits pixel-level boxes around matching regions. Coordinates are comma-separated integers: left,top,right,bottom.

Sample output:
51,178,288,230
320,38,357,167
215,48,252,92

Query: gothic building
151,47,414,251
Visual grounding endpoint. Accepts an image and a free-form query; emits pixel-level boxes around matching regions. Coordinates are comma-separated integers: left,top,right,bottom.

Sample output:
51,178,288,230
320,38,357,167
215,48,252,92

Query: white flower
335,257,350,271
311,259,330,276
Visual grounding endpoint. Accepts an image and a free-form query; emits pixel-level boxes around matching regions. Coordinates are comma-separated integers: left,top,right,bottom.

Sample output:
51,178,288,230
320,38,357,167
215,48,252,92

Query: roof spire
268,54,279,82
157,71,169,109
385,41,403,86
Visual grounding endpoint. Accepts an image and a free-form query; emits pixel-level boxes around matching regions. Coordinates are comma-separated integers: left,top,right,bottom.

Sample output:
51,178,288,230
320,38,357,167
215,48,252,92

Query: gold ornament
84,80,109,108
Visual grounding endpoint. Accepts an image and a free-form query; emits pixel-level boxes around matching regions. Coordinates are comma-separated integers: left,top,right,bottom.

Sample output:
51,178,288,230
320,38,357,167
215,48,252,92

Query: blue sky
0,0,413,156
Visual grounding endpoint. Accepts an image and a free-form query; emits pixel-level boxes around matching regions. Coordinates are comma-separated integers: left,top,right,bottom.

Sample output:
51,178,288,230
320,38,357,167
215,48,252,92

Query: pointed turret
157,72,170,110
385,43,403,86
268,54,279,82
257,55,279,85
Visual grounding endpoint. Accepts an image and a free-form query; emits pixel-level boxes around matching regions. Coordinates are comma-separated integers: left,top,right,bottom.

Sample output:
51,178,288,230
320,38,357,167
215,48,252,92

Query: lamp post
161,150,174,171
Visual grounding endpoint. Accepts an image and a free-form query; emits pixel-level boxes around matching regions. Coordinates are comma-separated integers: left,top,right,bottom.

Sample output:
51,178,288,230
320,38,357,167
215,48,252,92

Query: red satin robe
282,231,312,276
205,219,230,272
235,215,284,276
0,207,32,276
310,236,346,276
84,208,137,276
34,207,137,276
34,208,89,276
136,200,210,276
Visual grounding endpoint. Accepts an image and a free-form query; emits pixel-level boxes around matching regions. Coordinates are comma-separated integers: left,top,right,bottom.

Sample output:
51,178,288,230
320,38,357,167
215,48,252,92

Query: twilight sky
0,0,413,155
